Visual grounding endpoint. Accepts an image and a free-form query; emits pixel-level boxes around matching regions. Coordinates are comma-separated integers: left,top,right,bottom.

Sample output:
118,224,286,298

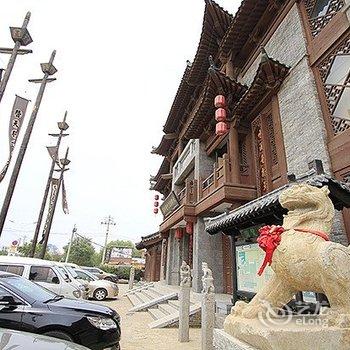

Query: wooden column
228,120,240,183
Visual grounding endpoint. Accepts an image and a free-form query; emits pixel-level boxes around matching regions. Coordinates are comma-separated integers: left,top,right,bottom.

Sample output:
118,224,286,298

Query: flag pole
0,12,32,106
39,147,70,259
0,50,57,236
29,111,69,257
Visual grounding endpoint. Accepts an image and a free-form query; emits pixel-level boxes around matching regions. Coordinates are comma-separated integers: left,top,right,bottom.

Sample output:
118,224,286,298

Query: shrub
99,264,144,281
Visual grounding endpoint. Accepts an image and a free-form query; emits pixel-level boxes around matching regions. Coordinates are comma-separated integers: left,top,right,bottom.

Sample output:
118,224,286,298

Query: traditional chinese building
136,232,162,282
147,0,350,299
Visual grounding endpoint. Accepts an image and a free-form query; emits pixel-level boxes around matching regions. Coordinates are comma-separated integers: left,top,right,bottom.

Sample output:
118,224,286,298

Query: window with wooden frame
318,36,350,135
303,0,345,37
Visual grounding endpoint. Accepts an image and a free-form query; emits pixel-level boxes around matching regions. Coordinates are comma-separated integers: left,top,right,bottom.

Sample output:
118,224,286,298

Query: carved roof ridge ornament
232,49,290,119
186,0,232,87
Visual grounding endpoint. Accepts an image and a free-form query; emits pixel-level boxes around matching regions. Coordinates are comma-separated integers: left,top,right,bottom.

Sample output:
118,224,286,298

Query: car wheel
94,288,107,301
43,330,74,342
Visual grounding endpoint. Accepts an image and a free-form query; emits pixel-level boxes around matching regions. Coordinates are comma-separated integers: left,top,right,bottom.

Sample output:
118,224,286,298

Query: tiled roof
206,170,350,235
135,232,162,250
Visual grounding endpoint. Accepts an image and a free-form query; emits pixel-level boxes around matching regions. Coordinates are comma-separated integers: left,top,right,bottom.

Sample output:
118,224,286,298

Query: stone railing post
179,261,191,342
201,262,215,350
129,265,135,290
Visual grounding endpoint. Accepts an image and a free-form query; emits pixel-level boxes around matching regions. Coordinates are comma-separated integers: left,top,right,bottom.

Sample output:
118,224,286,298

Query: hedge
99,264,143,281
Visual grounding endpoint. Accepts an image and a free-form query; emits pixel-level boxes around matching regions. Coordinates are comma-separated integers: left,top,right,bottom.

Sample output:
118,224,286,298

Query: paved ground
100,284,201,350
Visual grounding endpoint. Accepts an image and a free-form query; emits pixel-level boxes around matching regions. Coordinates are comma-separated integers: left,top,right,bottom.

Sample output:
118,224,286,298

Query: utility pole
101,216,116,265
39,147,70,259
65,224,77,263
0,50,57,236
29,111,69,257
0,12,33,106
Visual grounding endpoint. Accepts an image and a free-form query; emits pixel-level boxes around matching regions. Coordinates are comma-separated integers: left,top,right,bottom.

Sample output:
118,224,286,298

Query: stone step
134,291,153,304
123,282,154,296
149,303,201,329
148,307,167,320
168,300,180,309
129,292,178,312
127,293,141,306
141,288,163,299
158,302,178,315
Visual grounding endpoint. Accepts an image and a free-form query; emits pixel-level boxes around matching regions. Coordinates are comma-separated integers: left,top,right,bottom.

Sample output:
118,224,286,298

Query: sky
0,0,240,252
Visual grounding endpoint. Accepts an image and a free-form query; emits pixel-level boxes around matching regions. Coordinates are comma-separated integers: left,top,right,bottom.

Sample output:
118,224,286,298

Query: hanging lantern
214,95,226,108
186,222,193,235
215,108,227,122
216,122,229,136
154,201,159,207
153,207,159,214
154,194,159,200
175,227,183,240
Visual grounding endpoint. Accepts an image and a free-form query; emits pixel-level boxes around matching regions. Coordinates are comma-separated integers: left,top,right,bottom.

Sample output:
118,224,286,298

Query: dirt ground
101,284,201,350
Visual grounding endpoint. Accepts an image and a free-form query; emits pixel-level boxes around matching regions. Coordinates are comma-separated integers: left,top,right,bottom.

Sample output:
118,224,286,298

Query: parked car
0,256,84,299
53,262,89,299
0,271,121,350
74,268,119,301
81,267,118,284
0,328,89,349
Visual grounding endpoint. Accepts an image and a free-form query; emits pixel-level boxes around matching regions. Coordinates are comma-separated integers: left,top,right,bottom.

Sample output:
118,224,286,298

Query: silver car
74,268,119,301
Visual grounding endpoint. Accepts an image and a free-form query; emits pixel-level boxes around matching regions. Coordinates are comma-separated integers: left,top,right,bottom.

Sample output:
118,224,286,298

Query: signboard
110,247,133,259
236,243,273,293
160,191,180,217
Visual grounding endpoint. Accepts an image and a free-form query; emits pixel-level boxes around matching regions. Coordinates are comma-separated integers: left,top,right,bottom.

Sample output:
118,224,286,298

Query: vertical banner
61,178,69,214
0,95,30,182
39,178,60,244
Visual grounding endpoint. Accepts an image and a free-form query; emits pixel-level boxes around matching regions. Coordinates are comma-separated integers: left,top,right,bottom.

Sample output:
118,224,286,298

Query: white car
53,262,89,299
74,268,119,301
0,256,83,299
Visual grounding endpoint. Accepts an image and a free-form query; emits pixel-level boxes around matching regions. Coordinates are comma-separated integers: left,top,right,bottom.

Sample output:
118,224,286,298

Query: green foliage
17,242,62,261
63,237,96,266
100,264,143,281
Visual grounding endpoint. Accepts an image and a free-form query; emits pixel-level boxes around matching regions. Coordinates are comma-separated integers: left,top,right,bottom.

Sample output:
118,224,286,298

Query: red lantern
215,108,227,122
153,208,159,214
154,194,159,200
175,227,183,240
216,122,229,136
214,95,226,108
186,222,193,235
154,201,159,207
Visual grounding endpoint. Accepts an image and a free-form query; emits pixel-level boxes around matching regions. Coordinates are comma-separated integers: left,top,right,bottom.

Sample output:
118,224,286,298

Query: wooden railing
198,154,231,200
176,179,198,206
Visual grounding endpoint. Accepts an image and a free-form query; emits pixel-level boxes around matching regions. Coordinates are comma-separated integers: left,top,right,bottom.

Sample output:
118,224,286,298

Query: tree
63,237,96,266
106,240,142,258
17,241,62,261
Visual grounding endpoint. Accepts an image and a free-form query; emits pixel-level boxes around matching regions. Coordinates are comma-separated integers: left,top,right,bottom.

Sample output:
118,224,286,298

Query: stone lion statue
226,184,350,329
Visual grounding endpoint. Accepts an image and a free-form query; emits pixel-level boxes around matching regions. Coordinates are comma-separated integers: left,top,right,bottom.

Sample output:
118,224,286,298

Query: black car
0,272,120,350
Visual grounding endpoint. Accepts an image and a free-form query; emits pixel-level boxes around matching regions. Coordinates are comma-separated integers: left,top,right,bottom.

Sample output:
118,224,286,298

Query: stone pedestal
222,315,350,350
201,292,215,350
179,284,191,342
128,266,135,290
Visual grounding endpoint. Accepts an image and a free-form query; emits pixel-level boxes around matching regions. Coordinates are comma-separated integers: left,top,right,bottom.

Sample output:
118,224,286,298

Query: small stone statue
180,261,191,287
202,262,215,294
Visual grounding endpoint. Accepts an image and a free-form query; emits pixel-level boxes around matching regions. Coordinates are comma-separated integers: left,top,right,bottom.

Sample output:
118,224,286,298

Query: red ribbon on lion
257,225,285,276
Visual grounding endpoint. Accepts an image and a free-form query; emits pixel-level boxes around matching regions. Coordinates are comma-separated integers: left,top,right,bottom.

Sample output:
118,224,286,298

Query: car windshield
78,269,98,281
2,275,56,303
65,266,79,279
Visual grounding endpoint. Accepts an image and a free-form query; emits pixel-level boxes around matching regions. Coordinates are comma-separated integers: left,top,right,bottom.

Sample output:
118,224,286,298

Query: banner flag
46,146,60,166
61,178,69,214
0,95,30,182
39,178,60,244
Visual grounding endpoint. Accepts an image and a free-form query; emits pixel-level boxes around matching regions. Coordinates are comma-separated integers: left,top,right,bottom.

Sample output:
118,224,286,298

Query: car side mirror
52,276,60,284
